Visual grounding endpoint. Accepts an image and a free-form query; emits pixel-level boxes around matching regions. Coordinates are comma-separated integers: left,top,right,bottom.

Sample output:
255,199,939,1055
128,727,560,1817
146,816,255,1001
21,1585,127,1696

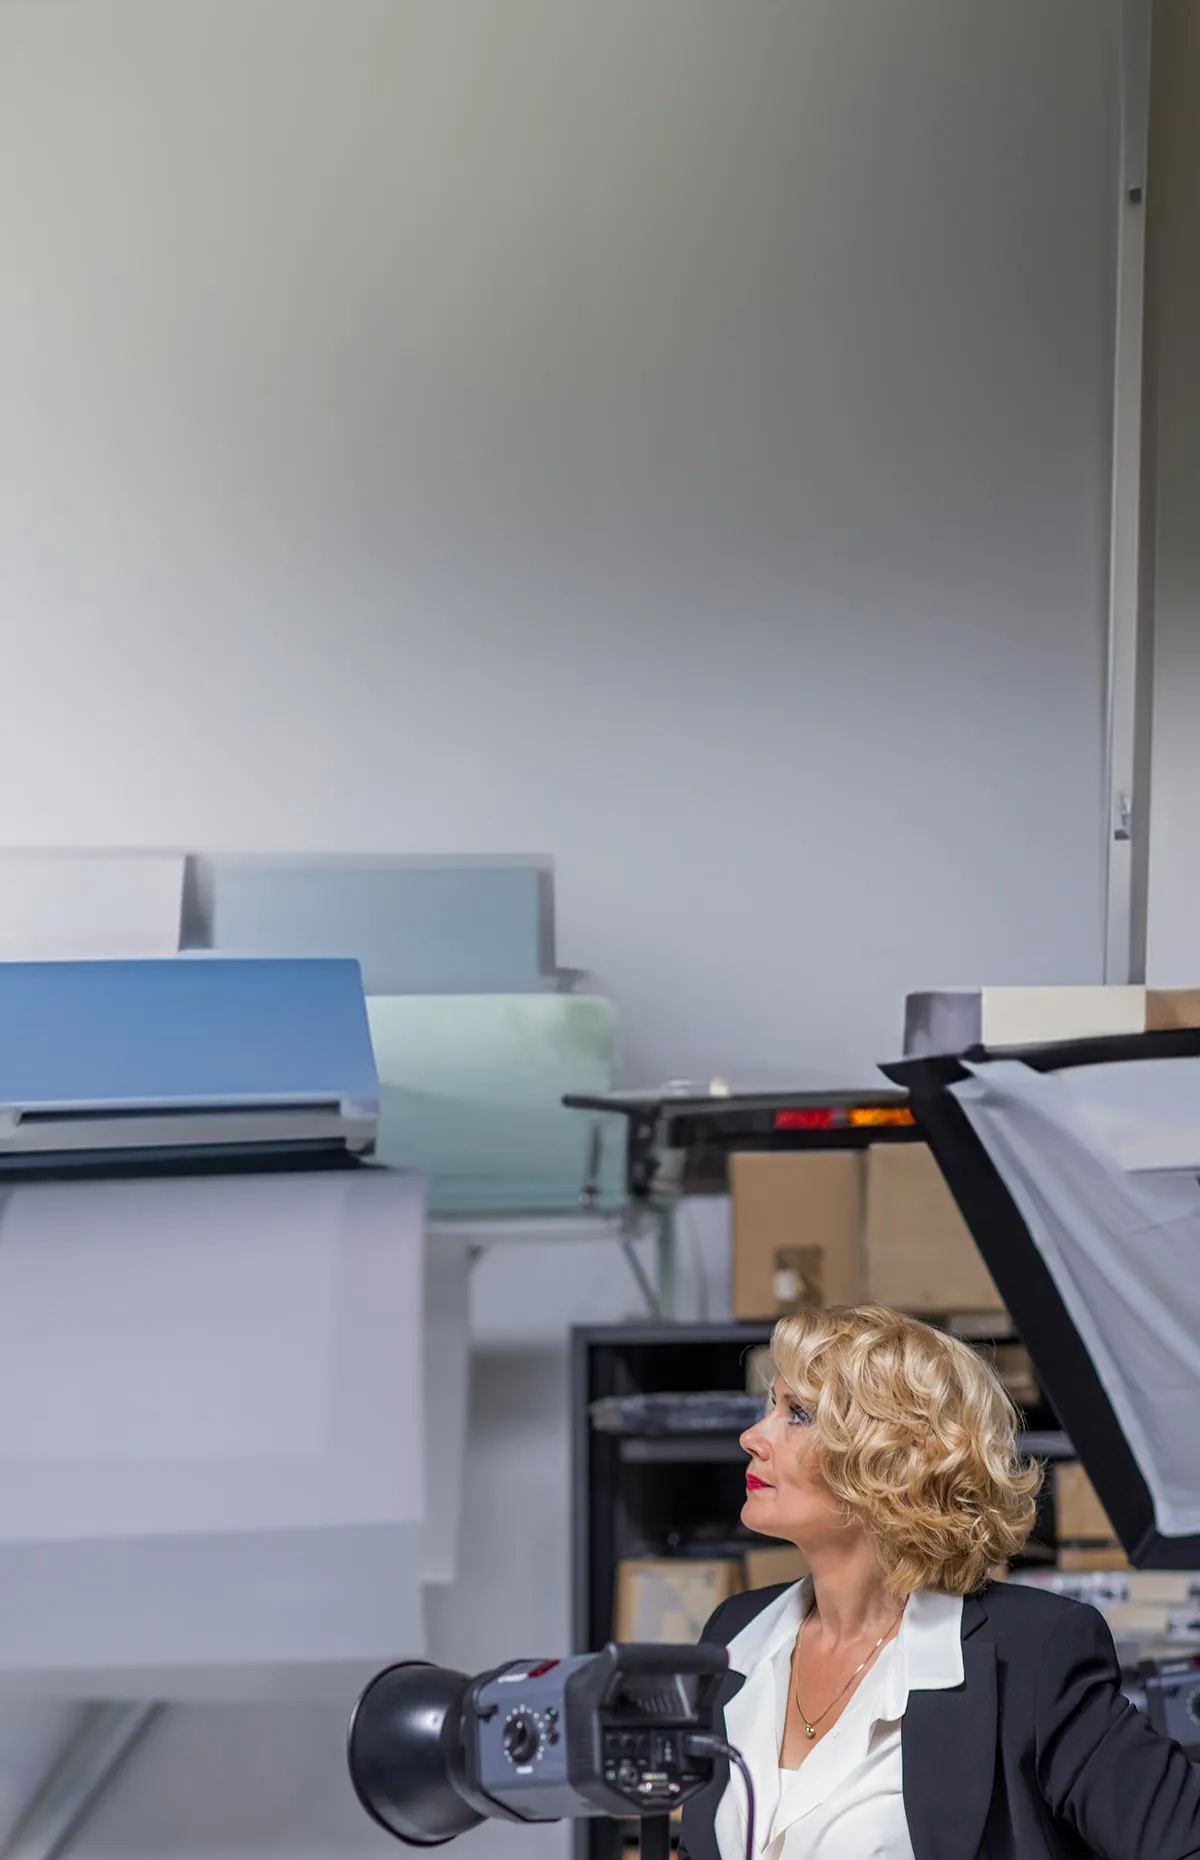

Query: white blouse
714,1580,964,1860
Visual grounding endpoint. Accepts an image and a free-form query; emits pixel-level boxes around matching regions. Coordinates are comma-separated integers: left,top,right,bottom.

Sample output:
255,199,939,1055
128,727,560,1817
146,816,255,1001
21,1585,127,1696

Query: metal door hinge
1114,792,1133,842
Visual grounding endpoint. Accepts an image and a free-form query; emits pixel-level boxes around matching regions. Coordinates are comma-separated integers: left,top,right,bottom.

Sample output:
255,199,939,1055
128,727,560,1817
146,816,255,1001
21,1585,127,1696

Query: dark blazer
679,1579,1200,1860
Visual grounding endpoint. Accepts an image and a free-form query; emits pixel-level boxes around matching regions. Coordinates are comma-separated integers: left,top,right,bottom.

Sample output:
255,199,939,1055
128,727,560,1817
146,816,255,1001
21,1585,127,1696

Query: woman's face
740,1375,852,1552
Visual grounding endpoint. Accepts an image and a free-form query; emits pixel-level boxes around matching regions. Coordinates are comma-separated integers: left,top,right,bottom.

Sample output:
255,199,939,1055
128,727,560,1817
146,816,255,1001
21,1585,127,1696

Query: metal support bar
621,1236,664,1320
653,1205,678,1321
439,1206,678,1321
0,1704,163,1860
432,1211,639,1247
1104,0,1154,983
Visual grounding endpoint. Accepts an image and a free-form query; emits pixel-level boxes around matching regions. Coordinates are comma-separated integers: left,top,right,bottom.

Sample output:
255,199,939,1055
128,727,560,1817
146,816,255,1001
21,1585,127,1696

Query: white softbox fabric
952,1057,1200,1539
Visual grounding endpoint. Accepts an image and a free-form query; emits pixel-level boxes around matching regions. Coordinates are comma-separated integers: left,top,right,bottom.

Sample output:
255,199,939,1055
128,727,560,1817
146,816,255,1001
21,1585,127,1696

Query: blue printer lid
0,957,379,1111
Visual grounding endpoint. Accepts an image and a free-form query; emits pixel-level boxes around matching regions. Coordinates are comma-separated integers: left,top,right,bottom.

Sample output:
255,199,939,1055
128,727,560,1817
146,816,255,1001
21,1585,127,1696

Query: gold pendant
804,1724,815,1739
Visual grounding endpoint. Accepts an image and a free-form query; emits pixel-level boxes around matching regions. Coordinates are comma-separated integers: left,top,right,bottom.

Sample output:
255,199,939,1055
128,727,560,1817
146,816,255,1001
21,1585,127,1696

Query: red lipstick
745,1472,770,1492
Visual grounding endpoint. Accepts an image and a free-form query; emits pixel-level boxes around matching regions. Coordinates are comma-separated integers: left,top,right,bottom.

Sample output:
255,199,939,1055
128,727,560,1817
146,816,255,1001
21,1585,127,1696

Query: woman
678,1304,1200,1860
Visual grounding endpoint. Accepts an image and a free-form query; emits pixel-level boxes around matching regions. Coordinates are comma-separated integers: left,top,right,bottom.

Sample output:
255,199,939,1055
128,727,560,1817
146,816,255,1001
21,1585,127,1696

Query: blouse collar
730,1577,965,1698
874,1584,964,1722
720,1579,965,1856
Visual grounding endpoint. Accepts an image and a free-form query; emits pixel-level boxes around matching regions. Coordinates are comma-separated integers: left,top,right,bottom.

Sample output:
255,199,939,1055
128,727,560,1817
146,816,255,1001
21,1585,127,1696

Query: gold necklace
792,1606,904,1739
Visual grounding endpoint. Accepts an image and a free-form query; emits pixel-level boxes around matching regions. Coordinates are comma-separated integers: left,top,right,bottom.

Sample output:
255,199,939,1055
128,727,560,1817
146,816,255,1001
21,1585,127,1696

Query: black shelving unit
572,1324,772,1860
571,1320,1066,1860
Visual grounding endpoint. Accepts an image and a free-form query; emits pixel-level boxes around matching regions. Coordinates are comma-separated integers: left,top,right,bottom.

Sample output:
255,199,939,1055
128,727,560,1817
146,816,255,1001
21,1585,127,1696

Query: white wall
1145,0,1200,980
0,0,1116,1085
0,2,1120,1856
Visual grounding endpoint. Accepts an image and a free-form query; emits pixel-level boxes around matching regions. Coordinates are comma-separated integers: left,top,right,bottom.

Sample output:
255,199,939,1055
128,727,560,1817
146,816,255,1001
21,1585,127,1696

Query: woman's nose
741,1418,769,1459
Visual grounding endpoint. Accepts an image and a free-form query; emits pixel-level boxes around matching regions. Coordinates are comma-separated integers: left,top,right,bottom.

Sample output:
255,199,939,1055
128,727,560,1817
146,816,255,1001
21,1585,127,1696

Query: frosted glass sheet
192,856,554,994
367,993,622,1214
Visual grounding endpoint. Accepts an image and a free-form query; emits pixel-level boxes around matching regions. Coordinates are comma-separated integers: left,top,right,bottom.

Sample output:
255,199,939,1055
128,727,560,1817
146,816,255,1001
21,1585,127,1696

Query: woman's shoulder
972,1578,1111,1644
978,1577,1094,1614
702,1576,1110,1650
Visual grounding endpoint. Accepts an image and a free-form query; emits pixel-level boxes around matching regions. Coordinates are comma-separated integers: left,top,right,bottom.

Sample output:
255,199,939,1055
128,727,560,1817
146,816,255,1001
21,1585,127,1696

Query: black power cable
682,1733,755,1860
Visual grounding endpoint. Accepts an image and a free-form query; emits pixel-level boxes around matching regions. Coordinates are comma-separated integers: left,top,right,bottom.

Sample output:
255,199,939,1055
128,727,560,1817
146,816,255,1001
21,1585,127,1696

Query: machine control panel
601,1728,706,1807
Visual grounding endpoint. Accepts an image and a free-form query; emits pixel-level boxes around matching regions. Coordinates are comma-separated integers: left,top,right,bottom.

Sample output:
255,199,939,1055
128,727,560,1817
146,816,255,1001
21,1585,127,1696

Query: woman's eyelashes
766,1388,813,1427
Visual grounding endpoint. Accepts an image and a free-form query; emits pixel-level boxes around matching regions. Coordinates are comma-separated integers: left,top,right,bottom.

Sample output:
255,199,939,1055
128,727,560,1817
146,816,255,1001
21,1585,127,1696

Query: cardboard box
744,1545,810,1590
614,1559,742,1645
1057,1545,1132,1573
863,1143,1005,1315
1055,1463,1116,1543
1145,989,1200,1031
1127,1572,1194,1606
906,984,1200,1055
991,1344,1039,1408
905,986,1145,1057
730,1151,863,1321
1104,1601,1172,1637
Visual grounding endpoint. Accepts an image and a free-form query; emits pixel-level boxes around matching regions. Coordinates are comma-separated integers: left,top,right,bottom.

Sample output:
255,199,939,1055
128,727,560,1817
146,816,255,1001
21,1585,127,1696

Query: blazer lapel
902,1600,997,1860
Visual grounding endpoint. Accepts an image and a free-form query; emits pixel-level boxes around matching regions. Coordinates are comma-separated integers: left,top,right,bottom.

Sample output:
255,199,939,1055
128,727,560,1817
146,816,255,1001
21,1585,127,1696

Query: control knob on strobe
503,1712,541,1765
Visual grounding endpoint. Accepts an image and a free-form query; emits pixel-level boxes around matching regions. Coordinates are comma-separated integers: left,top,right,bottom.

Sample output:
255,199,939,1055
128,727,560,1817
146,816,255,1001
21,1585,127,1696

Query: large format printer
0,850,628,1715
0,849,645,1859
0,951,466,1704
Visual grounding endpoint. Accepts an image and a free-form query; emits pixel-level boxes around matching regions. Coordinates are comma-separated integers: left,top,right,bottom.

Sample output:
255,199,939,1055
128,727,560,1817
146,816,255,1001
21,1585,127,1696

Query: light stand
640,1814,672,1860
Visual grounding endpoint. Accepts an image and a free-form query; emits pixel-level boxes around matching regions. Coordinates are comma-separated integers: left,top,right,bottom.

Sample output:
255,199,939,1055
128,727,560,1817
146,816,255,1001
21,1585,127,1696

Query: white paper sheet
0,1163,474,1689
0,852,184,959
0,1177,337,1459
0,1168,427,1538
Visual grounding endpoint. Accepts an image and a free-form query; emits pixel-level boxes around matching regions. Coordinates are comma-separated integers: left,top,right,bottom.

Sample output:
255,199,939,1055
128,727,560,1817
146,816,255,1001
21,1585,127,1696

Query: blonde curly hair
769,1303,1041,1595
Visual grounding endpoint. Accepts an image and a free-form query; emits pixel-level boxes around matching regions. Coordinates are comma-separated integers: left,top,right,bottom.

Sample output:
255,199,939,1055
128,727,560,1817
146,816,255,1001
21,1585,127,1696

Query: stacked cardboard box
613,1548,805,1648
1054,1462,1130,1572
1013,1567,1200,1644
863,1143,1002,1314
614,1559,743,1645
730,1143,1006,1323
731,1151,864,1318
